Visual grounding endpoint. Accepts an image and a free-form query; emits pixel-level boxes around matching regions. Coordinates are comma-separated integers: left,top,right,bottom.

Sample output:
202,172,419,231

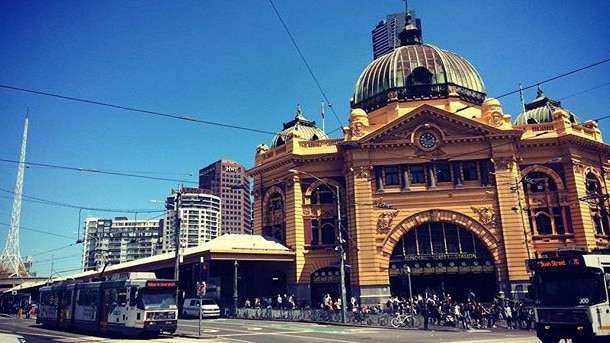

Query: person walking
504,302,513,329
419,299,431,330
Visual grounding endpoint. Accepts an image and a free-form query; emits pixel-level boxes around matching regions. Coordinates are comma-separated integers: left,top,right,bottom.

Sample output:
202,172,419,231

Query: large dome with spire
351,12,486,112
271,105,328,148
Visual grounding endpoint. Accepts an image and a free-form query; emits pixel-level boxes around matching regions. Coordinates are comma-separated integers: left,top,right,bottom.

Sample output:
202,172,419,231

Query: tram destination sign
527,255,585,272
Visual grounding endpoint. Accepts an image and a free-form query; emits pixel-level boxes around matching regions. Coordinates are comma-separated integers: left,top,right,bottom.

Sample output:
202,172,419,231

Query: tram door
99,289,110,331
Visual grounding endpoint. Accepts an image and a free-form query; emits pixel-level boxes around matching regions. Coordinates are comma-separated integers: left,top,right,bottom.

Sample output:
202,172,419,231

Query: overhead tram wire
0,158,199,185
456,57,610,113
1,57,607,141
0,84,278,137
267,0,344,132
0,221,75,241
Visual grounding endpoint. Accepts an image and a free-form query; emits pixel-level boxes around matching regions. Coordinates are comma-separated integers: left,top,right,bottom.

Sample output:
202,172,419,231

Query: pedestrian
504,302,513,329
467,289,476,303
276,294,283,309
419,299,431,330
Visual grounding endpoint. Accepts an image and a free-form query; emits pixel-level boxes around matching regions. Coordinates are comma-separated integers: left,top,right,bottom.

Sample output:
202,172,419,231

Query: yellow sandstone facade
248,13,610,306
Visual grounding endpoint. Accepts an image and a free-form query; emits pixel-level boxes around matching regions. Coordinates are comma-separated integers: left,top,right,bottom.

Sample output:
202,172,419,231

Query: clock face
419,132,437,149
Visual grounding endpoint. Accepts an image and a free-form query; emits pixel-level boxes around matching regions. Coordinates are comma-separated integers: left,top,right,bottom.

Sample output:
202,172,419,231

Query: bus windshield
139,288,177,310
532,268,607,306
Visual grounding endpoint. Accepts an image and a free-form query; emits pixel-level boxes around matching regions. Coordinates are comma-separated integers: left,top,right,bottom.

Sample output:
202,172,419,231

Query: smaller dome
271,105,329,148
514,87,580,125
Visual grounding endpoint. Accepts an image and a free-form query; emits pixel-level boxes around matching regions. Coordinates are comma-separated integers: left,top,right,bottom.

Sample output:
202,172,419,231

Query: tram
36,272,177,336
527,248,610,343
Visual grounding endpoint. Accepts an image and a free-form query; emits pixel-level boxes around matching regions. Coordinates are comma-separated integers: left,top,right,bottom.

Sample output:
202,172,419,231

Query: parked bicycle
348,311,373,325
377,312,391,326
391,312,420,328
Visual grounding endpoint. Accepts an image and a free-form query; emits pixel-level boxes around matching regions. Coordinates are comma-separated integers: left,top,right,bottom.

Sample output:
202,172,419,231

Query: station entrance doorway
389,221,497,302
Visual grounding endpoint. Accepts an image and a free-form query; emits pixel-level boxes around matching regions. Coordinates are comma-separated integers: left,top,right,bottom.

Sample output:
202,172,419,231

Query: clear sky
1,1,609,277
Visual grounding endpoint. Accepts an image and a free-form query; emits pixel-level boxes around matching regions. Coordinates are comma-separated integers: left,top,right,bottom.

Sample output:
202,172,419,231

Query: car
0,332,26,342
182,298,220,318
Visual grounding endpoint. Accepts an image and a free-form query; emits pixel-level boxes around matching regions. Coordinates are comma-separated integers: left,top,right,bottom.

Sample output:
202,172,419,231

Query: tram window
129,287,137,307
118,288,127,306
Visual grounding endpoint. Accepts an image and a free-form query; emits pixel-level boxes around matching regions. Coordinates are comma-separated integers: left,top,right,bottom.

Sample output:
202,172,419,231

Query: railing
224,307,417,328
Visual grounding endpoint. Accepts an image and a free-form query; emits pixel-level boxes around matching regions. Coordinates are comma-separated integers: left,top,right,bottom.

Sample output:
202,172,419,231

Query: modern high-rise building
199,159,252,234
81,217,162,272
160,187,222,253
372,11,421,59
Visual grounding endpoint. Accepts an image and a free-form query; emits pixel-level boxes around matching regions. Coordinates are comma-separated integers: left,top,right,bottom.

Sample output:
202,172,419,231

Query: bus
526,248,610,343
36,272,177,337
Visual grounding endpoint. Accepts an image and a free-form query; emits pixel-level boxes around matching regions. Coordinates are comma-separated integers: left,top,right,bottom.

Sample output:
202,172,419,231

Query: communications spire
0,115,30,277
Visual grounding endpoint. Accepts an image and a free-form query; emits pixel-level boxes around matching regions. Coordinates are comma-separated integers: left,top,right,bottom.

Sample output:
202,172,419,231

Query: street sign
197,281,206,296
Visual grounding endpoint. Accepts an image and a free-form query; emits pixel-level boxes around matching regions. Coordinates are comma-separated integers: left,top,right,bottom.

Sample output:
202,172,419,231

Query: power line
0,84,278,137
0,221,75,241
0,158,198,185
267,0,343,131
0,188,164,213
457,57,610,112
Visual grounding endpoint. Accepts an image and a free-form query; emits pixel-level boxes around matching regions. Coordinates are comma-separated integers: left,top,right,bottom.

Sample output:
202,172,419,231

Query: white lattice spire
1,116,29,277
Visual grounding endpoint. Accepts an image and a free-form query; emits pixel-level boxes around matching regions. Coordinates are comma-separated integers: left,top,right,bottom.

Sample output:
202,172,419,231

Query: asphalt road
0,316,543,343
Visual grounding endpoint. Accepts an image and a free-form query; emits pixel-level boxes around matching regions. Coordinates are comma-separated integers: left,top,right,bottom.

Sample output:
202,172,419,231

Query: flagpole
519,84,526,112
321,101,325,134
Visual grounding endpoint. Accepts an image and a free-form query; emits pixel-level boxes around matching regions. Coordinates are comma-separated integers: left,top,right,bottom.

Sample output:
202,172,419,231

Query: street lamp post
512,157,562,261
288,169,348,323
513,177,532,260
233,260,239,316
173,190,182,306
406,266,413,300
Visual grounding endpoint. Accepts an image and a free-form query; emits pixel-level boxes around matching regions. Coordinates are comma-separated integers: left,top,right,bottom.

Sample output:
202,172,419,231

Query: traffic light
201,262,210,281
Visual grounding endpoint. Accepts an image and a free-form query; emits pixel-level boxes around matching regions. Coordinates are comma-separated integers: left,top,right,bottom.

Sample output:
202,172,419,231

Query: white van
182,298,220,318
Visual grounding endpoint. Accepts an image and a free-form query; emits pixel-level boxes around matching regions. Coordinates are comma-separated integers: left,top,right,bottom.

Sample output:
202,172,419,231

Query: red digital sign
528,256,584,271
146,281,178,288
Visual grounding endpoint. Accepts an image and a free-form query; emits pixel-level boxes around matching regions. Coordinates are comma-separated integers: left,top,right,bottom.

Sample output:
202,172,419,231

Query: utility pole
174,189,182,306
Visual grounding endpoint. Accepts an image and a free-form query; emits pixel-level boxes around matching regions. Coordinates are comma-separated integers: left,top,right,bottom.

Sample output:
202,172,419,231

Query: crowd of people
243,294,298,310
381,289,533,330
240,288,534,331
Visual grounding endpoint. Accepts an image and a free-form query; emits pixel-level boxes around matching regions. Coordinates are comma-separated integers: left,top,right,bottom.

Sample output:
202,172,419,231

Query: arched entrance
310,267,348,308
389,221,497,302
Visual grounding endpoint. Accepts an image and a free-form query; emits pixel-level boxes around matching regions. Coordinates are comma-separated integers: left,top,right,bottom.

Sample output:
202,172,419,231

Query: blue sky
1,1,609,277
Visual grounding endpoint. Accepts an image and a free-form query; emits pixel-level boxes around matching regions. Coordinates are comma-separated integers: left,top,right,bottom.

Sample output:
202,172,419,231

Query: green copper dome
514,87,580,125
351,11,486,112
271,105,328,149
351,44,486,112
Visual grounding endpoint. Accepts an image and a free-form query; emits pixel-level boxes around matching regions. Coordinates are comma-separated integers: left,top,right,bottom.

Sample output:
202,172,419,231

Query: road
0,317,542,343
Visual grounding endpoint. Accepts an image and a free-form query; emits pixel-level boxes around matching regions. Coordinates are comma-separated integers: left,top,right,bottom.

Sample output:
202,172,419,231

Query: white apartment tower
160,187,221,253
82,217,162,272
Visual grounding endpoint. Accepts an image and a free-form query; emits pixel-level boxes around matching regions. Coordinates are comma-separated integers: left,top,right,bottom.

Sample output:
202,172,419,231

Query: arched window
584,172,610,236
534,210,552,235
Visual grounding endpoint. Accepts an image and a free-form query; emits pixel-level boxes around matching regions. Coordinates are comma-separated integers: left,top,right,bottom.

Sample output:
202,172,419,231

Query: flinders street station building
247,12,610,306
